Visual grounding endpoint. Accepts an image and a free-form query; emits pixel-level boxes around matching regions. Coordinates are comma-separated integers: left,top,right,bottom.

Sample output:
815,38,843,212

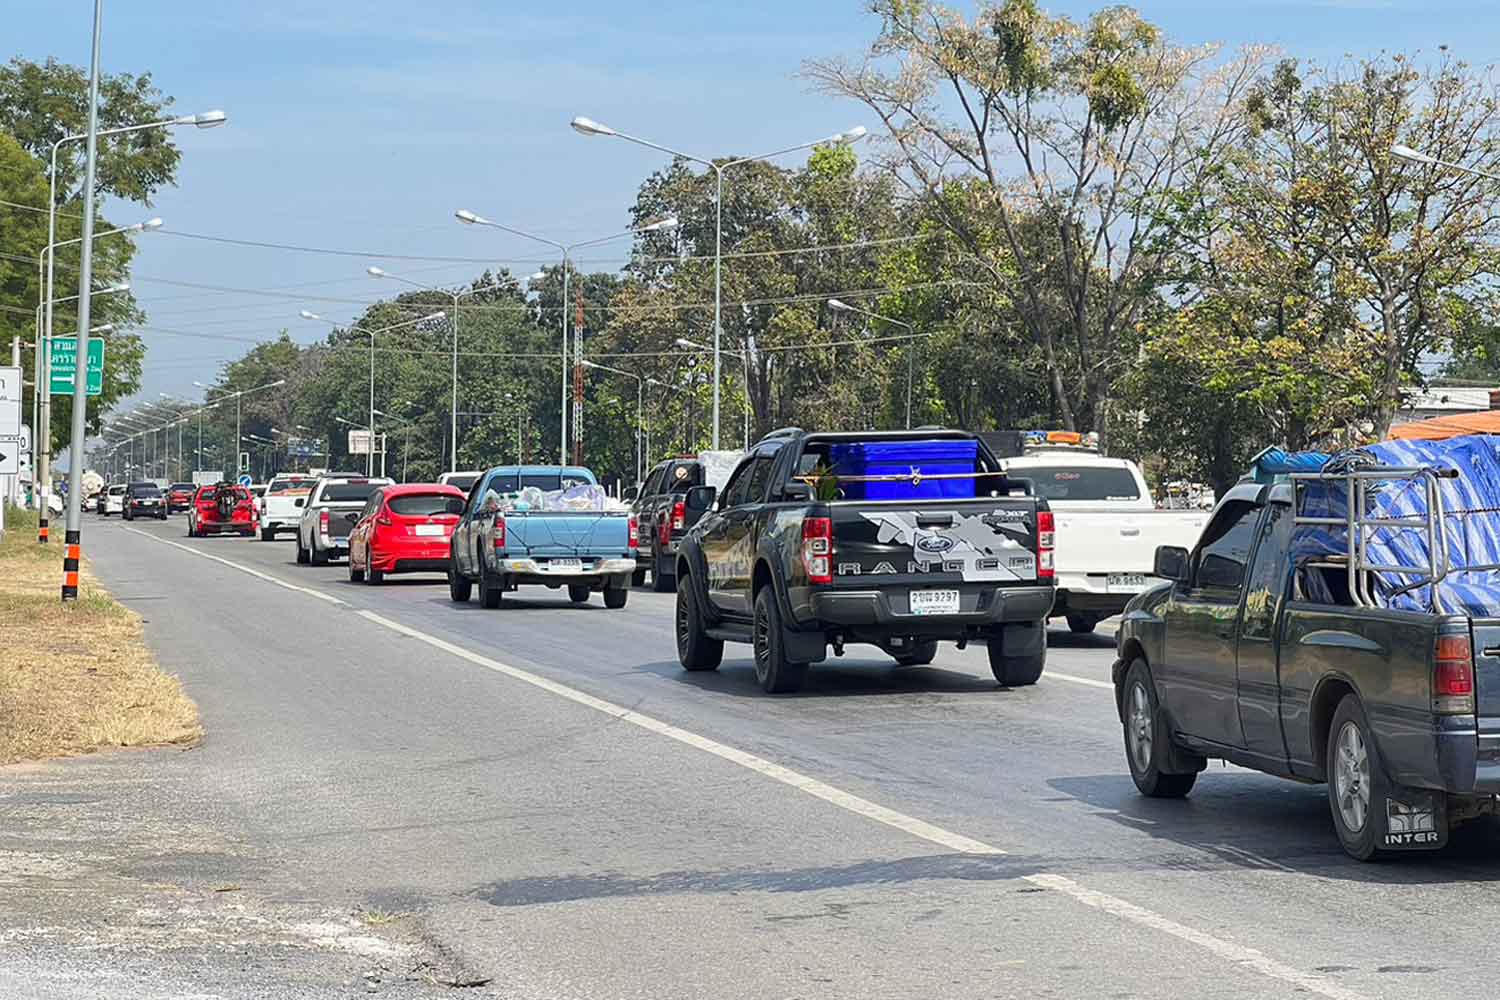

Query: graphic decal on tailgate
855,511,1036,581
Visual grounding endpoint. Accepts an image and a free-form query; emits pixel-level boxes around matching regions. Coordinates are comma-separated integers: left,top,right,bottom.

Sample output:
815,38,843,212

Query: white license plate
1107,573,1151,592
414,524,447,537
547,558,583,571
909,588,960,615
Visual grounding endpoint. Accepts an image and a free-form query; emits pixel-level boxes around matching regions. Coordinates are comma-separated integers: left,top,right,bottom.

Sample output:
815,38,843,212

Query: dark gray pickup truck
674,428,1056,694
1115,474,1500,860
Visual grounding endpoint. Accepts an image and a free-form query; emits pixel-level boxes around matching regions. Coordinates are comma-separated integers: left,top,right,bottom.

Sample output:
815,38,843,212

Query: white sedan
102,485,125,516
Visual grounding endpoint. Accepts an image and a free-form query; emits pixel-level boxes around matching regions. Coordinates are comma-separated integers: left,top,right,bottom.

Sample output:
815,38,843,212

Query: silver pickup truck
296,475,393,565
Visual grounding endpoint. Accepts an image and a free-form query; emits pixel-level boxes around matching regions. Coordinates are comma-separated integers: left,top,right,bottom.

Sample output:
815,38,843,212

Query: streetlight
828,298,923,429
572,115,867,449
1392,143,1500,182
456,209,678,462
581,360,645,485
298,310,445,475
193,379,287,479
367,266,543,472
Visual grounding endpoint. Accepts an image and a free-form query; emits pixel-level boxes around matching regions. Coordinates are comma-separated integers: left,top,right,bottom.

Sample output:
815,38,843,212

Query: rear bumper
500,557,637,578
372,543,451,572
806,584,1055,631
1433,720,1500,795
389,558,450,574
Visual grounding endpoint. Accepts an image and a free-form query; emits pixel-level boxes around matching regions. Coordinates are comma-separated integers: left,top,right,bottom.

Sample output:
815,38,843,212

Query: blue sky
5,0,1499,404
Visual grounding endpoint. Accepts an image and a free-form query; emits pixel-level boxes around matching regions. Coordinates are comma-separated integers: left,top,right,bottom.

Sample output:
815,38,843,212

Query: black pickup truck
1116,476,1500,860
673,428,1056,693
631,457,708,592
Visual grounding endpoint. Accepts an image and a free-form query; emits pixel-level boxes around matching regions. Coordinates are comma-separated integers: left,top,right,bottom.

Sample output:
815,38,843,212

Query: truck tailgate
1468,621,1500,738
1051,509,1207,575
506,512,630,556
831,498,1041,583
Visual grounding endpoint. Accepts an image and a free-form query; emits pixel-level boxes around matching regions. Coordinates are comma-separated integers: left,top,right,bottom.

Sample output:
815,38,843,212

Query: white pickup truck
1000,450,1207,633
259,472,319,541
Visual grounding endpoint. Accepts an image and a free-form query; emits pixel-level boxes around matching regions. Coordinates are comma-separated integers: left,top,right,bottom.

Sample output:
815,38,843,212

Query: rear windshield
1021,466,1141,502
170,483,194,492
443,475,479,493
389,494,465,516
321,482,382,502
131,484,162,496
109,486,126,495
663,463,703,493
490,473,592,493
269,478,314,494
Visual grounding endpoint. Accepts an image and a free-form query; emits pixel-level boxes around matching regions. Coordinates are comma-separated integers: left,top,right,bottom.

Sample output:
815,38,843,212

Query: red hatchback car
347,483,466,584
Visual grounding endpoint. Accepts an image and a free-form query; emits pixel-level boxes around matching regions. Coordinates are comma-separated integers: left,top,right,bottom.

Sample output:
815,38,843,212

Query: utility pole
572,292,584,466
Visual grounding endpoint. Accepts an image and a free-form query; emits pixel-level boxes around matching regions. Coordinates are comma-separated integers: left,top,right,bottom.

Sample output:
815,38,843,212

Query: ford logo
915,534,956,554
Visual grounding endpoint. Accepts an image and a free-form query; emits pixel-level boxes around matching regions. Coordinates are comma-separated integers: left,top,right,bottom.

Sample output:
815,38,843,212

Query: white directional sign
0,367,21,476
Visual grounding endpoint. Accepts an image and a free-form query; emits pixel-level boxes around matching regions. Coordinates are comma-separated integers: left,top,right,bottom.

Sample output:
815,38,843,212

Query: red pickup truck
187,484,260,538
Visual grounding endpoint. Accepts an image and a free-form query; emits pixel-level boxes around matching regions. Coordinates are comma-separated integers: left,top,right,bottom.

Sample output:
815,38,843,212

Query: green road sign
48,337,105,396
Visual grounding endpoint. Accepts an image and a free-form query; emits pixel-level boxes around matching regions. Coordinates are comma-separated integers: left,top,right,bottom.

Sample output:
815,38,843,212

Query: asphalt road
9,512,1500,998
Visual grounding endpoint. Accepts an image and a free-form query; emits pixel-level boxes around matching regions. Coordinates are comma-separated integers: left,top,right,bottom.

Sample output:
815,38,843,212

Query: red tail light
802,516,833,585
671,500,686,532
492,513,506,548
658,512,671,545
319,510,330,537
1036,510,1055,580
1434,634,1475,714
628,515,639,549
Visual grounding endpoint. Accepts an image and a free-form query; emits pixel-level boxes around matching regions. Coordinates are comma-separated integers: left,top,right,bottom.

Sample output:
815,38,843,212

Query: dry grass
0,505,202,765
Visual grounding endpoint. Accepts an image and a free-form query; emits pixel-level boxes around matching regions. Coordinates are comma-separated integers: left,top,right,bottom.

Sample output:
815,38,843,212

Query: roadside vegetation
0,505,200,764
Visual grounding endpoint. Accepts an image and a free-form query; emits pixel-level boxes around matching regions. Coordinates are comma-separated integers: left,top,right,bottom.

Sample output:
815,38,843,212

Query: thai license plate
1107,573,1151,592
548,558,582,571
909,588,960,615
415,524,446,537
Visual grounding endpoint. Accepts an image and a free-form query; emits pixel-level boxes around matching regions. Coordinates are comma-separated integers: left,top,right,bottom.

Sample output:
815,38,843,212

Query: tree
806,0,1266,446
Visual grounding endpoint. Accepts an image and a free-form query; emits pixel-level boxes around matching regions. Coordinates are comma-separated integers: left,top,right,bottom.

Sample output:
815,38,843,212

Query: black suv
123,481,168,520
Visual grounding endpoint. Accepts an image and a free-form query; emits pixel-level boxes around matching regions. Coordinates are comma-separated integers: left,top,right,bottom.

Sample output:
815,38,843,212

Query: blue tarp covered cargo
1245,446,1332,483
825,439,980,501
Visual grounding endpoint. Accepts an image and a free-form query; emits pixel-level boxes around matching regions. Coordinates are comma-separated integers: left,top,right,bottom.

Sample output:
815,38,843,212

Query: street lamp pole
828,298,921,429
571,116,866,449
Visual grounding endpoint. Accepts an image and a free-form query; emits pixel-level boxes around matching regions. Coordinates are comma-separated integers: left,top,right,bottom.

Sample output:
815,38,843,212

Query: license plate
1107,573,1151,592
547,558,582,571
414,524,447,537
909,588,960,615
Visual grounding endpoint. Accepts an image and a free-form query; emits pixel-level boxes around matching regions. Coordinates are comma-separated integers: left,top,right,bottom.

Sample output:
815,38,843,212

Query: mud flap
1381,789,1448,850
783,627,827,664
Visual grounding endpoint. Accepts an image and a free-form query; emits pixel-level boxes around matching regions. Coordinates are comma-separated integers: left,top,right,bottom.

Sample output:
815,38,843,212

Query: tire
447,563,472,603
1067,614,1099,634
311,546,328,566
1327,694,1388,861
478,571,504,609
187,522,197,538
568,583,591,604
260,527,275,541
675,576,723,671
753,587,808,694
652,551,674,593
987,625,1047,686
296,536,309,564
160,513,168,521
349,560,365,583
367,568,384,585
604,586,628,609
1122,659,1198,798
632,567,647,588
893,640,938,667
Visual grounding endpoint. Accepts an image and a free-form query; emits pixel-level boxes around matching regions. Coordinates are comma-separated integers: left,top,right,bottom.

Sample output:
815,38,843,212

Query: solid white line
1048,670,1115,690
123,527,1370,1000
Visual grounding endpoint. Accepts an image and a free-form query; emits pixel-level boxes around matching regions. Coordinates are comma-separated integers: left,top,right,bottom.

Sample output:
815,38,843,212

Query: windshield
320,482,382,502
389,494,465,516
664,464,703,493
443,474,479,493
170,483,194,492
1020,466,1141,502
269,477,315,494
130,484,162,496
109,486,125,496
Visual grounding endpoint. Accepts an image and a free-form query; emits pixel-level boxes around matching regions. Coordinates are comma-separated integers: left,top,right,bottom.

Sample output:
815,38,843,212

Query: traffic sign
48,337,105,396
0,439,17,476
236,473,253,488
0,366,20,439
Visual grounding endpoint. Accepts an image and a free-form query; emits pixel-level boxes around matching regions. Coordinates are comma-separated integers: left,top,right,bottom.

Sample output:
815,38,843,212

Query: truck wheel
296,537,309,564
987,625,1046,686
311,546,328,567
675,576,723,671
447,564,472,603
367,568,384,585
260,526,275,541
568,583,591,604
893,641,938,667
479,572,504,609
632,567,647,588
753,587,808,694
1067,614,1099,634
1123,659,1197,799
653,552,675,593
1327,694,1388,861
604,586,628,609
349,560,365,583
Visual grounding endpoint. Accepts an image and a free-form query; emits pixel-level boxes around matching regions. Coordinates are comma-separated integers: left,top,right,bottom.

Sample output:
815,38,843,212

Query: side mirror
294,497,305,508
685,485,716,512
1154,545,1190,583
782,481,813,503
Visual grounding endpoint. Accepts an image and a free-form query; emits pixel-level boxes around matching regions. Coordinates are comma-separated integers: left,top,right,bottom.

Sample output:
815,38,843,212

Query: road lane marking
1047,671,1114,691
124,528,1370,1000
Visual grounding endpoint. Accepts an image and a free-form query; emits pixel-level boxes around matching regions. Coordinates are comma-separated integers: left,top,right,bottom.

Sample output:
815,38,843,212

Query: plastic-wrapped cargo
825,439,981,501
697,450,745,493
503,483,627,512
1290,435,1500,614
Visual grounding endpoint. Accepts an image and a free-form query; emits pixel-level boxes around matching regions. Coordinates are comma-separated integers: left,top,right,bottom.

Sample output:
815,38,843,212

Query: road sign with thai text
48,338,105,396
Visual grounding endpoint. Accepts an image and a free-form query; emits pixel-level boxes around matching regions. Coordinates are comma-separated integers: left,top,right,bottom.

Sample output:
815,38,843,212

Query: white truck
259,472,319,541
1000,448,1207,633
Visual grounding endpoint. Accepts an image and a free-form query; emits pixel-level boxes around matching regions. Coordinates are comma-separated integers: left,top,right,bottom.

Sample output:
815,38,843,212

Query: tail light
492,513,506,548
671,500,686,532
659,512,671,545
628,516,639,550
1434,633,1475,714
802,516,833,585
319,510,330,538
1036,510,1055,580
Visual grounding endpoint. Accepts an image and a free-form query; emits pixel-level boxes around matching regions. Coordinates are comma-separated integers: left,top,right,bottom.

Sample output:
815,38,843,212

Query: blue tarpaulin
1291,435,1500,614
1245,446,1332,483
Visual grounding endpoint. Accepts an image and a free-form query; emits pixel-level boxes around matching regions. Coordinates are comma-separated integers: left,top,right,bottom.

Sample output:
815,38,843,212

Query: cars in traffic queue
438,470,483,494
122,481,169,521
347,483,466,584
998,431,1206,634
1114,444,1500,861
447,465,636,609
673,428,1056,694
259,473,319,540
187,483,260,537
166,482,196,513
100,484,126,516
296,475,393,565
